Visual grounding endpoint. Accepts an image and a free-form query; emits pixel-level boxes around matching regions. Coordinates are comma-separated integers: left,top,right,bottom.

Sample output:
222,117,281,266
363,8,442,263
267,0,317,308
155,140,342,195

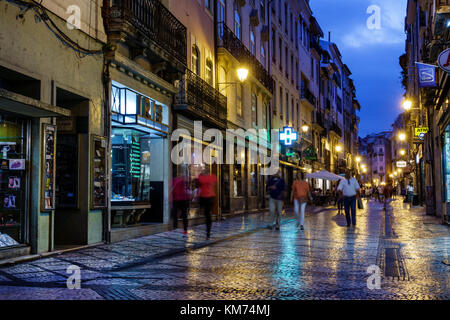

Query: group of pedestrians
171,168,363,238
266,169,361,230
171,168,217,240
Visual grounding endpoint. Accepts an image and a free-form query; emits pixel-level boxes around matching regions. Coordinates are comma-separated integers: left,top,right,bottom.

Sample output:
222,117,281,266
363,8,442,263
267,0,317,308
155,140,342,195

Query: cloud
341,1,406,48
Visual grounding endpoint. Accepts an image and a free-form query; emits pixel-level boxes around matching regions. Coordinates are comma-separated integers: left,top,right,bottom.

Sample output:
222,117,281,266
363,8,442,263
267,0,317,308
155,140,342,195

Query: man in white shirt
337,170,361,227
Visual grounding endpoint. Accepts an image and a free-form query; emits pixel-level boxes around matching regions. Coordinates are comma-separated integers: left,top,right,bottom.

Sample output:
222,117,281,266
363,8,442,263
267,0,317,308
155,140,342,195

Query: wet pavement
0,199,448,300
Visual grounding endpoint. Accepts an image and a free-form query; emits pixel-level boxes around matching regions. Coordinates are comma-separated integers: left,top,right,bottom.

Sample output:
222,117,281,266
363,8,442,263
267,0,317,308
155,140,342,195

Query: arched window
192,45,200,75
234,9,241,39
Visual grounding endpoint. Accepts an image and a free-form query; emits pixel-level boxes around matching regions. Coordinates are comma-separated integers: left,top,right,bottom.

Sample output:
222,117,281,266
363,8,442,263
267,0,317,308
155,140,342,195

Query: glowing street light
335,145,342,153
400,149,406,156
301,124,310,133
237,68,249,82
355,156,362,163
402,99,412,111
398,132,406,141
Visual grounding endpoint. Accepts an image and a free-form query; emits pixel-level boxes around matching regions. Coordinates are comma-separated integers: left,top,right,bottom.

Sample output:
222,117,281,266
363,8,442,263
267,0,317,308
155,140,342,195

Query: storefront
174,114,221,219
109,81,170,241
442,125,450,219
0,113,29,249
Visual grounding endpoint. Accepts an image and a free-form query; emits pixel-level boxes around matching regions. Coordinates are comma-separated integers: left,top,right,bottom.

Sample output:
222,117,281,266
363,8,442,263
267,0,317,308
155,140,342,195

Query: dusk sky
310,0,407,138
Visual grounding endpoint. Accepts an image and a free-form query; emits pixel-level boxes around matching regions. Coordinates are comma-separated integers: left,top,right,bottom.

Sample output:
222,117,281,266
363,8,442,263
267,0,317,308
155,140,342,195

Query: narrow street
0,200,448,300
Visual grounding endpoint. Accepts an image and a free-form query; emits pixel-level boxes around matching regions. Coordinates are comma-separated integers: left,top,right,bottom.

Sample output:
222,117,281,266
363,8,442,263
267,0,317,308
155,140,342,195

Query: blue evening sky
309,0,407,137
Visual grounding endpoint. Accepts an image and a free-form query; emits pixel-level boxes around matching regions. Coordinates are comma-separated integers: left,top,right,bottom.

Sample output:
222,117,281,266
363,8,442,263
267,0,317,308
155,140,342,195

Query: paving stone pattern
0,200,448,300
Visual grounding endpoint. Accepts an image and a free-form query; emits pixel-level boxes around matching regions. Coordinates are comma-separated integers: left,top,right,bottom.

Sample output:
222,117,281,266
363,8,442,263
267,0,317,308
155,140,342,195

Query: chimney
328,31,331,43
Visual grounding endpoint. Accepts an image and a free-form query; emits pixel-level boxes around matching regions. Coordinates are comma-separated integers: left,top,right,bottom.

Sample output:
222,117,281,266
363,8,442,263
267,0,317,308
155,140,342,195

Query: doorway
54,88,89,248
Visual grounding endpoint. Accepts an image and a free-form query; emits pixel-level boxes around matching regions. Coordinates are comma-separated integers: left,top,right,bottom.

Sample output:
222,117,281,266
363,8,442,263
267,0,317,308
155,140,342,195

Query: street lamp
402,98,420,111
402,99,412,111
398,132,406,141
301,124,310,133
218,67,249,89
237,68,249,82
355,156,362,163
335,145,342,153
400,149,406,156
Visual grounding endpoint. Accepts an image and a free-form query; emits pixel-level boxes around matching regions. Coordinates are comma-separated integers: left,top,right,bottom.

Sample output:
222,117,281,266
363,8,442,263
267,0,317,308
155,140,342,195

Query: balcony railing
109,0,187,66
301,85,316,107
314,111,325,128
330,121,342,137
175,69,227,127
217,22,274,93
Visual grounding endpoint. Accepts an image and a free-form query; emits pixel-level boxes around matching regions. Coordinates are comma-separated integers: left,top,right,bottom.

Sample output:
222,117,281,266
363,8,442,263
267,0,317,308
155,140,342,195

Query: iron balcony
175,69,227,128
109,0,187,68
217,22,274,94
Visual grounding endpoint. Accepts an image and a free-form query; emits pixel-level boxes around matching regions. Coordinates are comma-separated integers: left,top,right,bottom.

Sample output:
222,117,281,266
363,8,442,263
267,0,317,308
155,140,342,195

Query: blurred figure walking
383,181,393,210
291,172,312,230
171,175,191,236
337,170,361,227
267,169,286,230
198,168,217,240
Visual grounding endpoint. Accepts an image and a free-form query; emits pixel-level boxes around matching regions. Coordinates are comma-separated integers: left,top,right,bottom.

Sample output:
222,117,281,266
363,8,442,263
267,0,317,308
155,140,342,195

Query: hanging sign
415,127,429,140
416,62,437,87
396,161,407,168
438,49,450,73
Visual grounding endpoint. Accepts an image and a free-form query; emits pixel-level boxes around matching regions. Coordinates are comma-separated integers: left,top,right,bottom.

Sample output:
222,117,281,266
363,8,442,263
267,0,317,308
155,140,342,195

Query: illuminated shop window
111,128,151,203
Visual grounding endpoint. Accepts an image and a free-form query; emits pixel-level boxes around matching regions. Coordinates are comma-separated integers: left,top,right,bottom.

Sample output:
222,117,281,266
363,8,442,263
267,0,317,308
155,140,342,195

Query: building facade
0,0,106,258
402,0,450,221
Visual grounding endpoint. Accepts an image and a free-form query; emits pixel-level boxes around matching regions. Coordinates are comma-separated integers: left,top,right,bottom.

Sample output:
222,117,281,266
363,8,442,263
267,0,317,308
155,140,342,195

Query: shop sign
415,127,429,139
416,62,436,88
438,48,450,73
396,161,407,168
279,127,298,146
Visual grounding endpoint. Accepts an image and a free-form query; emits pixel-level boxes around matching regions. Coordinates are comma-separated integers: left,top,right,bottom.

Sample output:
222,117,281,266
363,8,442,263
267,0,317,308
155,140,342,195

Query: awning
0,89,71,117
306,170,345,181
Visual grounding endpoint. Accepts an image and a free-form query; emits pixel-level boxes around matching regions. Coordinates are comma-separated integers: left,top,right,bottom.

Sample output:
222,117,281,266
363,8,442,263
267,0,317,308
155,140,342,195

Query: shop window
111,128,151,203
0,113,28,247
443,126,450,202
250,164,257,196
233,152,243,197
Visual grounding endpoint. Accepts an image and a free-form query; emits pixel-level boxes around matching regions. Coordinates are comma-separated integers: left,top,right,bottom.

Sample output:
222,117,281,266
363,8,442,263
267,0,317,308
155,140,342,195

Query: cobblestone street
0,199,448,300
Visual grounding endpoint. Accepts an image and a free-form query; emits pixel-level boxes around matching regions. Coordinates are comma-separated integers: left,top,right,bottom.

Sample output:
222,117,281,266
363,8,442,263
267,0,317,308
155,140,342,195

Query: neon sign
279,127,298,146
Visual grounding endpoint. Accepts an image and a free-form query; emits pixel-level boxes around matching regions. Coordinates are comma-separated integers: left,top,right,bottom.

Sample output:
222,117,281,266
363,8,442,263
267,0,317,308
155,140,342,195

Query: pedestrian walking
337,170,361,227
383,182,393,210
171,175,191,236
406,183,414,204
267,169,286,230
334,183,343,214
198,168,217,240
291,172,312,230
